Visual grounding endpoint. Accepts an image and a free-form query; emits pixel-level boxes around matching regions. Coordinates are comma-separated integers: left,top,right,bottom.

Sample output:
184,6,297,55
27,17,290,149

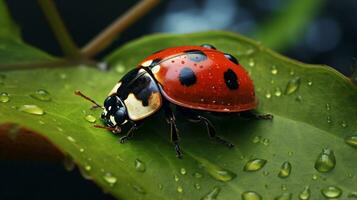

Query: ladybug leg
119,121,142,143
163,102,183,158
178,107,234,148
240,110,273,120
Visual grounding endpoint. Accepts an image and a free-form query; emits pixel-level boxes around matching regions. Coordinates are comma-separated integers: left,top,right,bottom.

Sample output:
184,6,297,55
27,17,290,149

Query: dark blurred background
1,0,356,199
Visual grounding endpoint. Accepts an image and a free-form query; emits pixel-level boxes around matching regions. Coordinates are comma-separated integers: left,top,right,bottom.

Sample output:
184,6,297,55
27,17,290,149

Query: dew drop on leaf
79,164,92,180
67,136,76,143
281,184,287,191
274,192,292,200
278,161,292,178
194,183,201,190
201,186,220,200
132,184,146,194
63,154,75,171
321,186,342,199
103,173,117,187
285,77,301,95
85,115,96,123
180,168,187,175
195,157,236,182
307,80,313,86
248,58,255,67
325,103,331,111
327,116,332,124
158,184,163,190
271,65,278,75
241,191,262,200
262,138,270,146
345,135,357,148
134,159,146,172
194,172,203,178
174,174,179,182
177,185,183,193
0,92,10,103
274,87,282,97
30,89,51,101
340,121,347,128
314,148,336,173
348,192,357,198
252,136,261,144
243,158,267,172
312,174,318,180
265,91,272,99
298,186,311,200
19,105,44,115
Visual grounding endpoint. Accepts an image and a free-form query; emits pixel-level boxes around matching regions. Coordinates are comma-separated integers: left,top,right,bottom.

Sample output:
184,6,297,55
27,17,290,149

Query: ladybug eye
224,53,239,65
104,95,123,114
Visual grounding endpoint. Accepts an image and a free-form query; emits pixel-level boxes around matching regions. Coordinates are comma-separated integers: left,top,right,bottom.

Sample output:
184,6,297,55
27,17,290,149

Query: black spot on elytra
200,44,216,49
224,53,239,65
224,69,239,90
179,67,197,86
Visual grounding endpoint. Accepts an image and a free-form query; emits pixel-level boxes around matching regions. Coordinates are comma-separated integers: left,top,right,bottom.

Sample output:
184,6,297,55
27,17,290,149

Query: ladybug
76,44,272,158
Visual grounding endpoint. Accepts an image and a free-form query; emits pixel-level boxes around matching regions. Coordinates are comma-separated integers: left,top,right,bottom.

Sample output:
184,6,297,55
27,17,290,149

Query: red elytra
140,45,257,112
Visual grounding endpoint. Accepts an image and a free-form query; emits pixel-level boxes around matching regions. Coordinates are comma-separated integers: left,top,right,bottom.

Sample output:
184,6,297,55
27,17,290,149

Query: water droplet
194,172,203,178
201,186,220,200
281,184,287,191
177,186,183,193
30,89,51,101
278,161,292,178
295,95,302,102
265,91,272,99
348,192,357,198
59,73,67,79
312,174,318,180
134,159,146,172
194,183,201,190
158,184,163,190
285,77,301,95
289,70,295,76
103,173,117,187
274,192,292,200
243,158,267,172
262,138,270,146
271,65,278,75
314,148,336,173
85,115,96,123
252,136,261,144
288,151,294,156
194,156,236,182
341,121,347,128
241,191,262,200
327,116,332,124
274,87,282,97
299,186,311,200
248,58,255,67
63,154,75,171
115,64,126,73
67,136,76,143
174,174,180,182
180,168,187,175
321,186,342,199
345,135,357,148
19,105,44,115
79,164,92,180
325,103,331,111
79,148,85,152
132,184,146,194
307,81,313,86
0,92,10,103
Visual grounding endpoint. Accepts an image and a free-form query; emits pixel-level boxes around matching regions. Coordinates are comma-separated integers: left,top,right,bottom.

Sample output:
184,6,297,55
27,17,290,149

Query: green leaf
1,31,357,199
254,0,323,50
0,0,54,66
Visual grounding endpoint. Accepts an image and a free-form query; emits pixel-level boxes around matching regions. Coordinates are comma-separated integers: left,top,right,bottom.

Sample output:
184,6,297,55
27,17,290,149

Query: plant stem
37,0,80,58
81,0,160,58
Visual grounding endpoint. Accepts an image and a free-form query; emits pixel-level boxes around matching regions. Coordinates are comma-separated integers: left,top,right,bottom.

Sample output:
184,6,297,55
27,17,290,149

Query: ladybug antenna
74,90,104,109
94,124,121,133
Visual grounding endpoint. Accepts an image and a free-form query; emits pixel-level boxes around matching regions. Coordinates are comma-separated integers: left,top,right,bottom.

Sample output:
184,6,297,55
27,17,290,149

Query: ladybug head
101,95,128,129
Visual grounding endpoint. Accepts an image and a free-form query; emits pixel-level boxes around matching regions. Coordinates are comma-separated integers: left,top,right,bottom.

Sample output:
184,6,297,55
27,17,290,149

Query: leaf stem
37,0,80,58
81,0,160,58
